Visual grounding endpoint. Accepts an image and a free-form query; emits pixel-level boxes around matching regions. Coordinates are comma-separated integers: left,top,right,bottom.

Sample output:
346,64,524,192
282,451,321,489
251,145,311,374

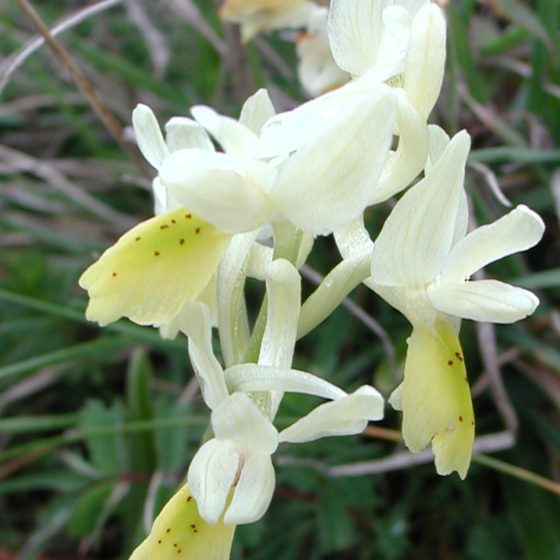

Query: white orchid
295,7,349,97
368,130,545,478
219,0,317,42
80,85,396,328
322,0,447,203
183,259,384,525
160,86,396,237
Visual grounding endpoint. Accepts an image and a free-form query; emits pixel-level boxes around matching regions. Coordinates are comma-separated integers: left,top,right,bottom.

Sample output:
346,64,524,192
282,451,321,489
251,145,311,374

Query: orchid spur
368,130,545,478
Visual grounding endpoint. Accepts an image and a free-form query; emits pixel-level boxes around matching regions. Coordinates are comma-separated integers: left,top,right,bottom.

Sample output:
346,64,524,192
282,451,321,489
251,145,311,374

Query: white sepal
441,205,546,283
224,453,275,525
403,4,446,119
161,149,268,233
239,88,276,135
213,393,278,454
272,87,397,235
132,103,169,169
371,131,471,288
428,280,539,324
192,105,258,158
327,0,385,76
165,116,214,152
278,386,384,444
369,91,428,204
187,439,240,524
182,302,229,410
225,364,346,401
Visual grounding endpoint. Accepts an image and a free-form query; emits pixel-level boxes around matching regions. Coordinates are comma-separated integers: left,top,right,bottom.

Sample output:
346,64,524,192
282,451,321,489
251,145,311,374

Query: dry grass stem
15,0,141,167
0,0,124,96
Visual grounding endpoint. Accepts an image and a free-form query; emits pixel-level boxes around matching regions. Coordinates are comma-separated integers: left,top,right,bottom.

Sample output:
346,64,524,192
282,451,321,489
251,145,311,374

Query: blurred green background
0,0,559,558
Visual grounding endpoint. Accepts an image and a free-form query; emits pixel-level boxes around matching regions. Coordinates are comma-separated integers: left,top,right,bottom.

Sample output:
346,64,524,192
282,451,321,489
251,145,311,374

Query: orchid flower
219,0,316,42
182,258,384,525
80,85,395,328
322,0,447,204
367,130,545,478
160,86,397,237
78,107,229,328
296,7,350,97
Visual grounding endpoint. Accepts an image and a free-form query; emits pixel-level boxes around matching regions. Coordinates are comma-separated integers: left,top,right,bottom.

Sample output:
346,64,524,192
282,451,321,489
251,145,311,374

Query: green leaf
503,477,560,560
80,400,129,475
126,349,157,473
68,482,115,539
492,0,552,49
0,336,134,384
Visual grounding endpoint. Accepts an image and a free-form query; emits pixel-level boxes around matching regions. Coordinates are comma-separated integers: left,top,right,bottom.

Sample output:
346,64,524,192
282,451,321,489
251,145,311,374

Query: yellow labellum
401,322,475,479
79,208,229,327
129,484,235,560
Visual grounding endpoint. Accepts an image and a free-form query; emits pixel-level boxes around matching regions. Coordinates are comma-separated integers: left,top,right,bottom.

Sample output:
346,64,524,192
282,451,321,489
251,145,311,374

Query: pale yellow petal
129,484,235,560
79,208,229,327
401,322,474,479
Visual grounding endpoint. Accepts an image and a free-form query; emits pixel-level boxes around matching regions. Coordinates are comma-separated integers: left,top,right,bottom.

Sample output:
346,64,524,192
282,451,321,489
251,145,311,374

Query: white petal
258,259,301,368
225,364,346,400
403,4,446,119
132,104,169,169
273,86,397,235
257,258,301,419
187,439,240,524
370,130,471,287
388,382,403,411
426,124,450,170
428,280,539,323
182,302,229,410
217,232,258,367
334,217,373,260
327,0,385,76
212,393,278,454
258,79,366,159
278,385,384,444
441,205,545,282
369,91,427,204
191,105,258,158
239,88,276,135
161,149,268,233
165,116,214,152
224,453,275,524
245,242,273,281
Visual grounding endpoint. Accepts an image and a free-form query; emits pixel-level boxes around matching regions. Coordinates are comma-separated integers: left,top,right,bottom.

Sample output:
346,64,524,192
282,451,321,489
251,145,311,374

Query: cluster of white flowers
79,1,545,558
